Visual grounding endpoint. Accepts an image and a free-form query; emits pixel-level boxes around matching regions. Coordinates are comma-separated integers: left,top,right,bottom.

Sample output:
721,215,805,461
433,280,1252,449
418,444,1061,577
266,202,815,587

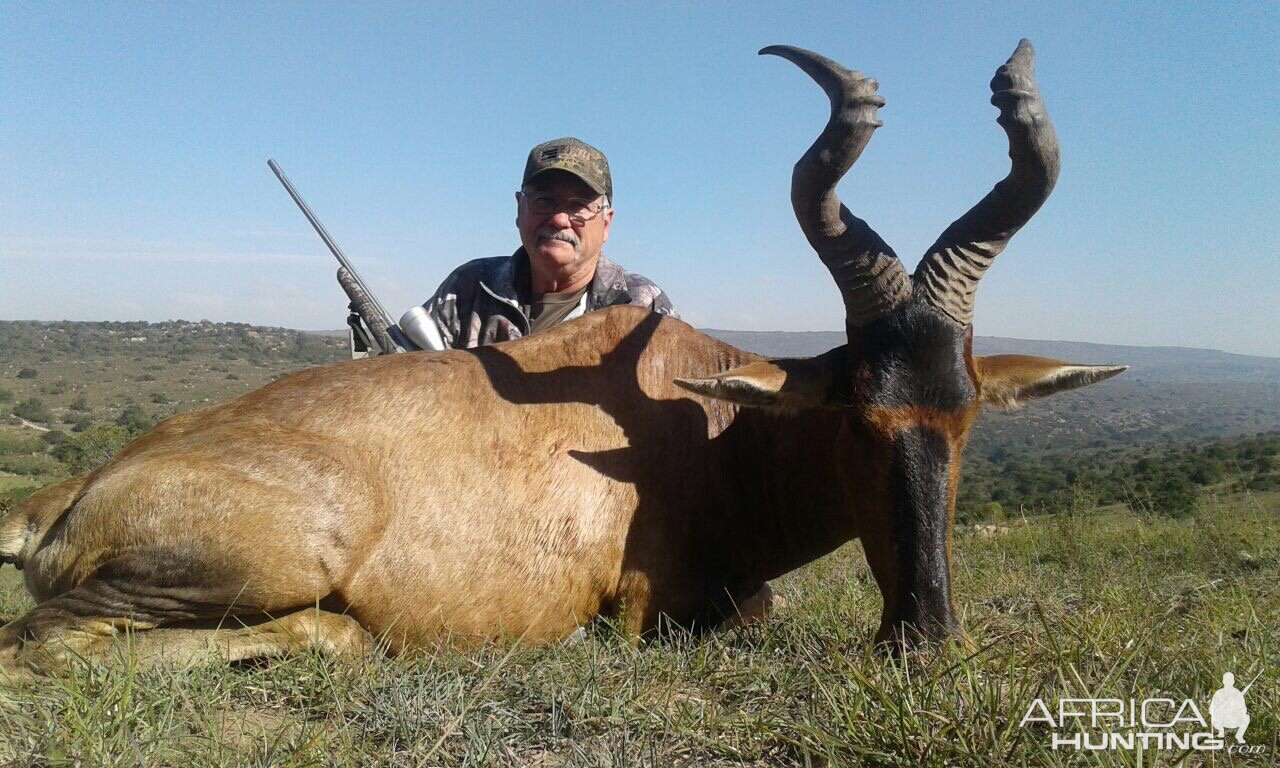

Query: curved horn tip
757,45,855,79
1008,39,1036,66
757,45,882,112
759,44,804,59
991,39,1040,98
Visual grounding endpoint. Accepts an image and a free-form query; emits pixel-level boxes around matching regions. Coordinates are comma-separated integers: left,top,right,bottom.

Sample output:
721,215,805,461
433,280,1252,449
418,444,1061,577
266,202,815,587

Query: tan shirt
524,285,590,335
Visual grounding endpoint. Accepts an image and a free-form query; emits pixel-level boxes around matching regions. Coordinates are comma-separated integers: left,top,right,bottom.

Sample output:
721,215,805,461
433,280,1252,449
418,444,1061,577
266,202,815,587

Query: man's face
516,171,613,279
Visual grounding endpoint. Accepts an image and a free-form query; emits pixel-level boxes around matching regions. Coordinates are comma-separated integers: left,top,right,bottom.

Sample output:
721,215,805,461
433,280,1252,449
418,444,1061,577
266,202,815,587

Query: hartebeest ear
975,355,1127,409
674,352,842,409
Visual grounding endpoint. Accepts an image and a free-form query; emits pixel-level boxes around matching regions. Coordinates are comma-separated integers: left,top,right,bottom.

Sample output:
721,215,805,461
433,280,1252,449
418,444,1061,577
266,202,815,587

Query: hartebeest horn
761,45,911,328
914,39,1061,327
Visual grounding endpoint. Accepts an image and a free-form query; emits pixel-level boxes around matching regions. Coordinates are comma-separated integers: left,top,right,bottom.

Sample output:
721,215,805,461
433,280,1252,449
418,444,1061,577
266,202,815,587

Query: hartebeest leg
0,598,373,676
100,609,375,669
0,562,374,677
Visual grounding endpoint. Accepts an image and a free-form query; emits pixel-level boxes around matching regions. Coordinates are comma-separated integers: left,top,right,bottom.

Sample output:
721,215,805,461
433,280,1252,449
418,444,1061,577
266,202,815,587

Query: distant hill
2,320,1277,464
701,328,1280,455
701,330,1280,385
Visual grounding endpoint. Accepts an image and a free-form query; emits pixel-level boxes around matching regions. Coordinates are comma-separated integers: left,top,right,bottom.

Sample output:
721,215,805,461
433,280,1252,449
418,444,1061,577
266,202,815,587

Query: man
419,137,676,349
1210,672,1251,744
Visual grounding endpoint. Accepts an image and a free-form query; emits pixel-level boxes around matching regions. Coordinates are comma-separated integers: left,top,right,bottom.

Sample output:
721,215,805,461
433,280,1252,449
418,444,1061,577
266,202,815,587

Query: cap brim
525,167,608,197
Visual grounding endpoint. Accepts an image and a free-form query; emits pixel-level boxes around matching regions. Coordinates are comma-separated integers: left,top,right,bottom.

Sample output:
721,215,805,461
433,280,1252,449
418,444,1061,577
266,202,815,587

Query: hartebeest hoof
718,583,787,631
873,617,973,657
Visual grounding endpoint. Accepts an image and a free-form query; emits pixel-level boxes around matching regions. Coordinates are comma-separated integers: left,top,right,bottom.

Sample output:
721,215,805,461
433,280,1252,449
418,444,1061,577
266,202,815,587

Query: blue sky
2,2,1277,356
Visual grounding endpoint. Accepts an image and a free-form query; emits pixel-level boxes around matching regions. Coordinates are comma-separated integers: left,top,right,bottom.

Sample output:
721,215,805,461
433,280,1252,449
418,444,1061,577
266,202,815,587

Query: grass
0,476,39,496
0,493,1275,766
2,348,340,441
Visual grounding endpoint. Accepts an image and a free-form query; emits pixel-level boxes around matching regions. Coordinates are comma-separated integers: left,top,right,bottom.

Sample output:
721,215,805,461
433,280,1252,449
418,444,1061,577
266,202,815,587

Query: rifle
1240,670,1263,695
267,159,445,354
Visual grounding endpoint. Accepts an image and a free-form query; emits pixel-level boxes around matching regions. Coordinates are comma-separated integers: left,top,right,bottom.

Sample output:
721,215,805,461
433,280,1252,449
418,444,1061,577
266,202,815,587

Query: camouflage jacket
421,249,677,349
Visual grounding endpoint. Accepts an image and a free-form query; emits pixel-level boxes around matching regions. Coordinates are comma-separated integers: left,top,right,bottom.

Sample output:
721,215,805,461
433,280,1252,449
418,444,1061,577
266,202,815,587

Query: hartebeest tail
0,41,1124,674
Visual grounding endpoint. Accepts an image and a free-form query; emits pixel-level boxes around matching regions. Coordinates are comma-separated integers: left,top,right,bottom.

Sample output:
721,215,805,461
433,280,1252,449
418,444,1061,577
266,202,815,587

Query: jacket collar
481,248,632,310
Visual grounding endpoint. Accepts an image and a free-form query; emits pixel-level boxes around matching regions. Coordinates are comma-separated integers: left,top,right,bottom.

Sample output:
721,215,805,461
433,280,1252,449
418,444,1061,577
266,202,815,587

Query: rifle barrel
267,159,396,329
1241,670,1264,694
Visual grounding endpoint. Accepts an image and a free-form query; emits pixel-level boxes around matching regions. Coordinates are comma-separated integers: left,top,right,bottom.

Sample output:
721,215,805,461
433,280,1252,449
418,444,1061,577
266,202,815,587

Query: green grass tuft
0,493,1275,766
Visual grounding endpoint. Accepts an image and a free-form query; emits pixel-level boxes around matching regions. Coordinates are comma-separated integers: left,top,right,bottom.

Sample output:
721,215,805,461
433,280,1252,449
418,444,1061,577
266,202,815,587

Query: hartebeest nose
868,424,964,650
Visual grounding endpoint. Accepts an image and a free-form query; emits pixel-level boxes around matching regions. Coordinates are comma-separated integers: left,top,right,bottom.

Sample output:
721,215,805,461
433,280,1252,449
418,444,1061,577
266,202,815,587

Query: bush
69,395,90,412
0,452,62,476
12,398,53,424
39,379,68,395
70,414,94,433
150,392,170,404
0,433,44,455
0,485,36,511
16,368,37,379
52,425,132,474
0,387,12,403
40,429,66,446
1150,477,1199,518
115,403,157,434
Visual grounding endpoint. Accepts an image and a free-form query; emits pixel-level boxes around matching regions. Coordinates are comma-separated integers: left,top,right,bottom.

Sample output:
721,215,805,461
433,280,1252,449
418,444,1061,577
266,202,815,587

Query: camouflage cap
522,137,612,201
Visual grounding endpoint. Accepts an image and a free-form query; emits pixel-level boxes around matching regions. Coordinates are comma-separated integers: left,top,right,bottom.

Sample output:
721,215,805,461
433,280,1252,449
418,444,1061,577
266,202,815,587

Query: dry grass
0,493,1275,766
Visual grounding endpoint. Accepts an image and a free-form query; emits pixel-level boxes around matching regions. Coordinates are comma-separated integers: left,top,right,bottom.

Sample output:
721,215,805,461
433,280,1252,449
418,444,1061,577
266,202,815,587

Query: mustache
535,228,580,247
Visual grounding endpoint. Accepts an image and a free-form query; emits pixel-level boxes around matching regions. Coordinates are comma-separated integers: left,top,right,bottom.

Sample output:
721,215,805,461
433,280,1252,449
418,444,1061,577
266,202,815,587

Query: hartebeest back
0,40,1123,672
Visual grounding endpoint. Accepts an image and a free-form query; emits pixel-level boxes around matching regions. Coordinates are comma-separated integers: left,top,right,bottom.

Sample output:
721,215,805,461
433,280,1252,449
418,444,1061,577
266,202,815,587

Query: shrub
69,395,90,412
16,368,37,379
0,433,43,455
115,403,156,434
0,485,35,510
0,387,12,403
52,425,131,474
150,392,170,404
1150,477,1199,518
12,398,53,424
39,379,68,395
0,453,62,476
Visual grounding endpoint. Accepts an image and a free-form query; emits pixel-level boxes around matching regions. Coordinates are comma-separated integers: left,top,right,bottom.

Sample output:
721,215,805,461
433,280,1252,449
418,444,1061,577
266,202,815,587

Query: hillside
706,329,1280,455
2,320,1277,520
704,329,1280,384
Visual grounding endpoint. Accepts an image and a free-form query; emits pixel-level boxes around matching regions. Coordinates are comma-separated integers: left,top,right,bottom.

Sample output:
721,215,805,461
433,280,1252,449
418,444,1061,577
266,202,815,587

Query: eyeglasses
520,191,610,224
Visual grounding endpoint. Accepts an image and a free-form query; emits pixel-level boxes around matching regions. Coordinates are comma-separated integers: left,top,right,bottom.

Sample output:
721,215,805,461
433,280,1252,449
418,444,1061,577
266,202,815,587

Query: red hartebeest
0,40,1123,672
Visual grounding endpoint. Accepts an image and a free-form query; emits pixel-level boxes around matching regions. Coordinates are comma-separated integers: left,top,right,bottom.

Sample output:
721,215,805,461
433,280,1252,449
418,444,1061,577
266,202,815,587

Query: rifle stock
338,267,397,354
